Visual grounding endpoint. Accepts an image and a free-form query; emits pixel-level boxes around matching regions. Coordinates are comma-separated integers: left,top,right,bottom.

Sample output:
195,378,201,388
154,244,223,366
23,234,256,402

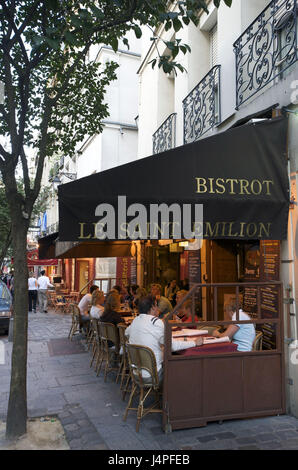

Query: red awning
27,249,58,267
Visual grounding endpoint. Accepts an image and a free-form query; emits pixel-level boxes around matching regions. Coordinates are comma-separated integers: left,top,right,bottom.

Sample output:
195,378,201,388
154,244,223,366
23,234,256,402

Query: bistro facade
40,115,292,430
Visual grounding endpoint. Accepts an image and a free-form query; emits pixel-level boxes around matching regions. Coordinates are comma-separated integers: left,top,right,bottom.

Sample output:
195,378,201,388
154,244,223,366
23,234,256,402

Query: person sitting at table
150,283,173,319
165,279,179,307
100,291,122,327
90,290,105,319
112,285,121,295
78,285,99,316
175,290,188,307
178,299,200,327
211,302,255,352
133,287,147,310
125,295,203,383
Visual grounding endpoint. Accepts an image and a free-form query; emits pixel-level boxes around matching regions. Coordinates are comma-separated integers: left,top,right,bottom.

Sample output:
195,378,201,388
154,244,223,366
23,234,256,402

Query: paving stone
259,441,283,450
236,436,259,445
256,432,276,442
197,435,217,443
68,438,83,449
237,445,261,450
213,431,236,440
64,423,79,432
274,430,298,440
65,429,84,440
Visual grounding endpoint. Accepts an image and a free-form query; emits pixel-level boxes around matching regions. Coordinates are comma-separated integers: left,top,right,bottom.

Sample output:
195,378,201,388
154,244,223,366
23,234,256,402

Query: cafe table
172,330,238,356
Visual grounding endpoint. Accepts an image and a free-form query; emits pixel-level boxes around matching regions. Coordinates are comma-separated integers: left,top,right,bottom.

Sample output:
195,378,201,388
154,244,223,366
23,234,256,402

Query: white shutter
210,24,218,68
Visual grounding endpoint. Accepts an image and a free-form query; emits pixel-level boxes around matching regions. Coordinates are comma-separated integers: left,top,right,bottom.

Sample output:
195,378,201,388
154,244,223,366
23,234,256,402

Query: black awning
38,232,58,259
55,240,132,258
38,233,132,259
58,117,289,241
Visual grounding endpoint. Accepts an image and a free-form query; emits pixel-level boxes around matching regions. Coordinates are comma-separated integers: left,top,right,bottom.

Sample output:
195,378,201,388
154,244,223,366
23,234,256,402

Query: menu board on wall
243,244,260,317
188,251,202,314
130,257,137,285
188,251,201,287
242,241,280,350
259,241,280,350
116,257,131,289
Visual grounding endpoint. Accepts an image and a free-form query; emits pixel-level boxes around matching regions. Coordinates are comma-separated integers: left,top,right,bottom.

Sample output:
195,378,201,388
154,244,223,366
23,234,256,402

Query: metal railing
152,113,177,154
183,65,221,144
233,0,297,109
45,222,59,236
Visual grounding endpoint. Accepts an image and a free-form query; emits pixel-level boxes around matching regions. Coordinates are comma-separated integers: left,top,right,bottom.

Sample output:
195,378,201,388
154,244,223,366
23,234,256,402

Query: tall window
210,24,219,124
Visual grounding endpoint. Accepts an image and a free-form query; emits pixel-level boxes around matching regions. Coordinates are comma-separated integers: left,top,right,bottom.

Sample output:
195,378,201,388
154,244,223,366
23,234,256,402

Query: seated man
150,283,173,319
212,302,255,351
125,295,203,382
78,285,99,316
78,285,99,330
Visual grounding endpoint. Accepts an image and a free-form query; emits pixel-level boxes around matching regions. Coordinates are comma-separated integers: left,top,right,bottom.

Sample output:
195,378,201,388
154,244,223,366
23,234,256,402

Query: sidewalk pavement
1,310,298,450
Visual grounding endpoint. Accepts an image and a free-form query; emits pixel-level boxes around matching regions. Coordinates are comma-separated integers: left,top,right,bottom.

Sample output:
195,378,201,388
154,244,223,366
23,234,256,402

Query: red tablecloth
176,341,238,356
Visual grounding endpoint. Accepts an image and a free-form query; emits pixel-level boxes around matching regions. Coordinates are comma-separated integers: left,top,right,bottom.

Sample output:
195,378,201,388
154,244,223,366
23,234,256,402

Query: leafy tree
0,0,232,439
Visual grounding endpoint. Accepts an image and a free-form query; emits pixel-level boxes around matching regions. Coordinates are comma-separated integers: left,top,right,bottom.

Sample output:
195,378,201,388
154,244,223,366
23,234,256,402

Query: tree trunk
0,229,12,270
5,211,29,439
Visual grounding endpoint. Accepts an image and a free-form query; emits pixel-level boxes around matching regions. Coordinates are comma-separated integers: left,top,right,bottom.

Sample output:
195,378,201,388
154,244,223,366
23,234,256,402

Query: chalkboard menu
243,244,260,317
188,251,201,287
260,241,280,281
130,257,137,285
260,241,280,349
242,241,280,350
188,250,202,314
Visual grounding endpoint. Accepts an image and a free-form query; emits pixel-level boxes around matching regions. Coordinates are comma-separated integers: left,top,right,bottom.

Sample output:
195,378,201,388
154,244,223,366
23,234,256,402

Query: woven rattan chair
68,303,81,341
116,324,131,394
98,322,120,381
252,331,263,351
123,344,162,432
89,318,100,368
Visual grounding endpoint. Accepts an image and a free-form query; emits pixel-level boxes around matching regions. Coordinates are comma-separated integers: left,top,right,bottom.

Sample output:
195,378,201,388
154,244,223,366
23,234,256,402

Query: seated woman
212,302,255,351
90,290,105,319
100,291,122,326
133,287,147,310
177,299,200,327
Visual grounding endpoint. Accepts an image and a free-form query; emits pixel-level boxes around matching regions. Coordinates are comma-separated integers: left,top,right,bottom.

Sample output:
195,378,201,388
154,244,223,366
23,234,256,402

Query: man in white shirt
78,285,99,316
125,295,203,382
37,270,53,313
28,272,38,313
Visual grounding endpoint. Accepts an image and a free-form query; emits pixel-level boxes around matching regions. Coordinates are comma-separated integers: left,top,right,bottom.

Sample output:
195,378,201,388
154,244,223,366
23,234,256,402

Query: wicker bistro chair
68,303,81,341
97,322,120,382
89,318,100,369
252,331,263,351
116,324,131,395
123,344,162,432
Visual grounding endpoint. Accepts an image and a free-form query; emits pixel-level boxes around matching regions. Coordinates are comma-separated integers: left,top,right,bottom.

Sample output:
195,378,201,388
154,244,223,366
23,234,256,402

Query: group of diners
78,281,255,360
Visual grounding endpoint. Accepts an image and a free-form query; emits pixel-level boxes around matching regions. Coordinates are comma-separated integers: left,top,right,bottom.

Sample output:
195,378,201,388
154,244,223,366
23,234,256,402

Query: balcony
152,113,177,154
45,222,59,236
233,0,297,109
183,65,221,145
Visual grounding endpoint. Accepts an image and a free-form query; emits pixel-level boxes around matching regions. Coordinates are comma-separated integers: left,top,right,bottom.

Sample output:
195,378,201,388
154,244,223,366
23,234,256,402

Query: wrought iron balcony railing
233,0,297,109
183,65,221,145
152,113,177,154
45,222,59,236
